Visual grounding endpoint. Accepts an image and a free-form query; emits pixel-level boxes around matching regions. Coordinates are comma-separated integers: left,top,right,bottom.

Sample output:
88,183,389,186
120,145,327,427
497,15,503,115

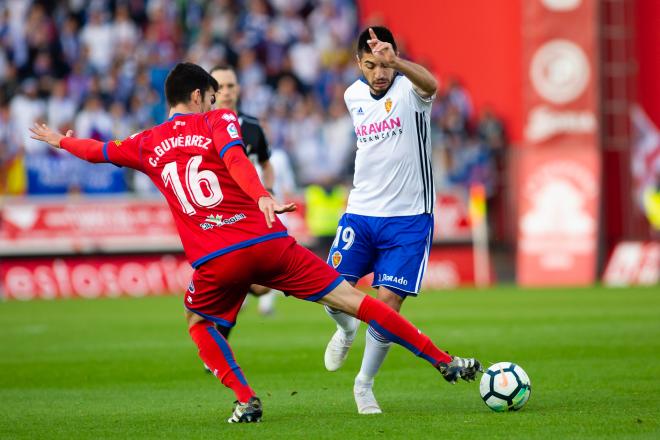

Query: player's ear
191,88,201,104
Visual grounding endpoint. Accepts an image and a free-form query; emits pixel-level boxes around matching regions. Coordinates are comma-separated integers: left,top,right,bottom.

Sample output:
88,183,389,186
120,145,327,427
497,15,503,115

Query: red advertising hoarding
517,0,601,286
516,147,600,285
0,193,483,300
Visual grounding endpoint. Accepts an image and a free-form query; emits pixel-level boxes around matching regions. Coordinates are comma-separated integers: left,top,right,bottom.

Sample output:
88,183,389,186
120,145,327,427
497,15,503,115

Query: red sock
357,295,452,366
189,321,255,402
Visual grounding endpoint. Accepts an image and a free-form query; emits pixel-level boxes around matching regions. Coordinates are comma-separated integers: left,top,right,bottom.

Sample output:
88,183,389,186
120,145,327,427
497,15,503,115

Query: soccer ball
479,362,531,412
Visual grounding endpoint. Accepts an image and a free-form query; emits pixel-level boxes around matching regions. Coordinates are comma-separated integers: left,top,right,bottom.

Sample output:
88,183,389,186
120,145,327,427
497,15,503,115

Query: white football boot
323,319,358,371
353,377,382,414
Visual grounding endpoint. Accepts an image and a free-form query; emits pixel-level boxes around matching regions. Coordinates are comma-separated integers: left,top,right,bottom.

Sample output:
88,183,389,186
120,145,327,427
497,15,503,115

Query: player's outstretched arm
29,122,106,163
367,27,437,98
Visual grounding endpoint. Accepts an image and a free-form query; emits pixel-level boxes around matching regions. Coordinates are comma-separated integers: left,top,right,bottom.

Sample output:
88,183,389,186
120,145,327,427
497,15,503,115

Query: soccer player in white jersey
323,27,440,414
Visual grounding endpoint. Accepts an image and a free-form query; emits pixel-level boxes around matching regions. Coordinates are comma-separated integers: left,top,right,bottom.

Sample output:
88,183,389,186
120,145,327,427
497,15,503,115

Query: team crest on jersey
188,281,195,293
113,140,122,147
331,251,342,268
385,98,393,113
227,122,239,139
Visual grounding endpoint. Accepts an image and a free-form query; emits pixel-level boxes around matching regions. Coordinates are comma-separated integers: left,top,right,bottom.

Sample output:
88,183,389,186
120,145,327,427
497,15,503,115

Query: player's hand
29,122,73,148
258,196,296,228
367,27,397,67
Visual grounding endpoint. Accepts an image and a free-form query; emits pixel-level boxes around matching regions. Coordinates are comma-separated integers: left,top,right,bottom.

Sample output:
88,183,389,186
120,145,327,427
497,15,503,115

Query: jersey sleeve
103,131,145,170
404,76,434,110
206,110,246,159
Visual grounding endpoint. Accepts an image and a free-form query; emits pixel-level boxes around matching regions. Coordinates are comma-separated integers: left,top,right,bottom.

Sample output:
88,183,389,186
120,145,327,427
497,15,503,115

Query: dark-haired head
355,26,399,94
357,26,397,58
165,62,219,110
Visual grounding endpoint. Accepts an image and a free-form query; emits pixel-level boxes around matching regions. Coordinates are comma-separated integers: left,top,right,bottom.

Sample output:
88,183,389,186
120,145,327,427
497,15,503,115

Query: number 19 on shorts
332,226,355,250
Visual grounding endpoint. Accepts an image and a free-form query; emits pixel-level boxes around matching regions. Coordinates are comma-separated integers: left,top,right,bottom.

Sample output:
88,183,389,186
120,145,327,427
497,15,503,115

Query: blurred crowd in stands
0,0,505,202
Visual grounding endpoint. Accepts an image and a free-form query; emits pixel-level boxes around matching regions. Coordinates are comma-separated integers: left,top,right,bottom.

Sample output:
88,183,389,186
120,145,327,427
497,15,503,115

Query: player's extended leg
353,287,402,414
319,281,481,383
186,311,262,423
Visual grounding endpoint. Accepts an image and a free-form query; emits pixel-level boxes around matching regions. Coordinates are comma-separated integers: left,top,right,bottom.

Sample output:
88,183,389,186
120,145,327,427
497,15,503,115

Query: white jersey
344,74,434,217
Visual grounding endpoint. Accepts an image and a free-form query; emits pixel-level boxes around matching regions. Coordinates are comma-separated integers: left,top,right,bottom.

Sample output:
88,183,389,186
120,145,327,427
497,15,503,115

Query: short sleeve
404,76,434,110
104,131,145,170
206,110,245,158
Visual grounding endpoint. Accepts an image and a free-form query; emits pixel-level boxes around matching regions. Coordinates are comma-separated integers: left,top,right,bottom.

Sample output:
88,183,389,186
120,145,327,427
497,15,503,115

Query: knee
249,284,271,296
186,310,207,329
377,290,404,311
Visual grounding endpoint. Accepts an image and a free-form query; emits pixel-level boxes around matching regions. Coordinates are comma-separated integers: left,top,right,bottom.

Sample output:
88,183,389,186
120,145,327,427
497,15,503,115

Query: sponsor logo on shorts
331,251,342,268
377,273,409,286
200,213,246,230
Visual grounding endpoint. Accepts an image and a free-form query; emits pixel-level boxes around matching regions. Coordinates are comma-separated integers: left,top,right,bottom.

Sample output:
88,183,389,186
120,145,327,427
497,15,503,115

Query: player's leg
353,286,403,414
184,254,262,423
353,213,435,412
323,214,373,371
319,281,481,383
187,311,255,400
263,239,481,385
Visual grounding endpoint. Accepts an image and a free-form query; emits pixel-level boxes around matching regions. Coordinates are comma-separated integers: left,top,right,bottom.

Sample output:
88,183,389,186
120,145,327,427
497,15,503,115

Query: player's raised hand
258,196,296,228
367,27,396,66
29,122,73,148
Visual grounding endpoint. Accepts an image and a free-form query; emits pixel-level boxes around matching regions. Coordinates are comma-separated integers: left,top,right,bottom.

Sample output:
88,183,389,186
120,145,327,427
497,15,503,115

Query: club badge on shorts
385,97,393,113
331,251,342,268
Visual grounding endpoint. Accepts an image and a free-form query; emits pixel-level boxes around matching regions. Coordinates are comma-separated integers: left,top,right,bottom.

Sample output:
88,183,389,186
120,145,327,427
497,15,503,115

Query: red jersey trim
191,231,289,268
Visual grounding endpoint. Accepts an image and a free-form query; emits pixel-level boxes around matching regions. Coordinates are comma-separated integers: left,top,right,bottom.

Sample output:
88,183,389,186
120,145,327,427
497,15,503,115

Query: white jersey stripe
415,225,433,292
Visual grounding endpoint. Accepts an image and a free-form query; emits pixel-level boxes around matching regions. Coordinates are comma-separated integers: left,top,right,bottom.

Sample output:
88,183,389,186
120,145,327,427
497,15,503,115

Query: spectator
74,94,112,141
10,78,45,155
289,28,321,87
79,9,115,73
47,80,76,133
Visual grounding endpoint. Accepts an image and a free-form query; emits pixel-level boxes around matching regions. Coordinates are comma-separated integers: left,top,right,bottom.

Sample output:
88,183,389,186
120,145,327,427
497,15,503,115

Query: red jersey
102,110,287,268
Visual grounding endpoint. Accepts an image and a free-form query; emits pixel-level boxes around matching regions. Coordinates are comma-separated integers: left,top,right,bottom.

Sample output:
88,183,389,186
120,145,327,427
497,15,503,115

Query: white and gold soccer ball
479,362,532,412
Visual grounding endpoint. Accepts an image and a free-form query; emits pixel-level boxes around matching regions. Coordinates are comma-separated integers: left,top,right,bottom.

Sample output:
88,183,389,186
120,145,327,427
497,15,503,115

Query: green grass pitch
1,285,659,439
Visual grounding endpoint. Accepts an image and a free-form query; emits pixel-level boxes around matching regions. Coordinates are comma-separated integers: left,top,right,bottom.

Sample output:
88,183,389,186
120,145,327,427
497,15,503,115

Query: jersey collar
360,72,401,101
167,112,192,121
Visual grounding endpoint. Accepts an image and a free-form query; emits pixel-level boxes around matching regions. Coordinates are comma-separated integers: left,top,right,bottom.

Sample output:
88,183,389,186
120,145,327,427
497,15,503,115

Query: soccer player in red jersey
30,62,481,423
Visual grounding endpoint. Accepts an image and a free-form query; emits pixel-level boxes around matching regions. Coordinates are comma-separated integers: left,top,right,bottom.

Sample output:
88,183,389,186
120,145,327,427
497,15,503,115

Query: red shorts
184,236,343,327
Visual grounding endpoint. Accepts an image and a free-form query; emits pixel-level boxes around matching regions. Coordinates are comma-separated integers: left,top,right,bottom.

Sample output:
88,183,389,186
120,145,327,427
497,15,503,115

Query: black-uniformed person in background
209,65,277,337
211,65,275,193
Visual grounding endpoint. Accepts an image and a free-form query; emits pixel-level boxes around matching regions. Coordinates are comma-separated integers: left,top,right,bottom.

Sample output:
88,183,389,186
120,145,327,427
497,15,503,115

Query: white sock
356,326,392,383
324,305,358,338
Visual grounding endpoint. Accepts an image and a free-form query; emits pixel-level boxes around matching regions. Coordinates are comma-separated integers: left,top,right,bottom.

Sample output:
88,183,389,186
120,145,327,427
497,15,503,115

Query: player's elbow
425,77,438,97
